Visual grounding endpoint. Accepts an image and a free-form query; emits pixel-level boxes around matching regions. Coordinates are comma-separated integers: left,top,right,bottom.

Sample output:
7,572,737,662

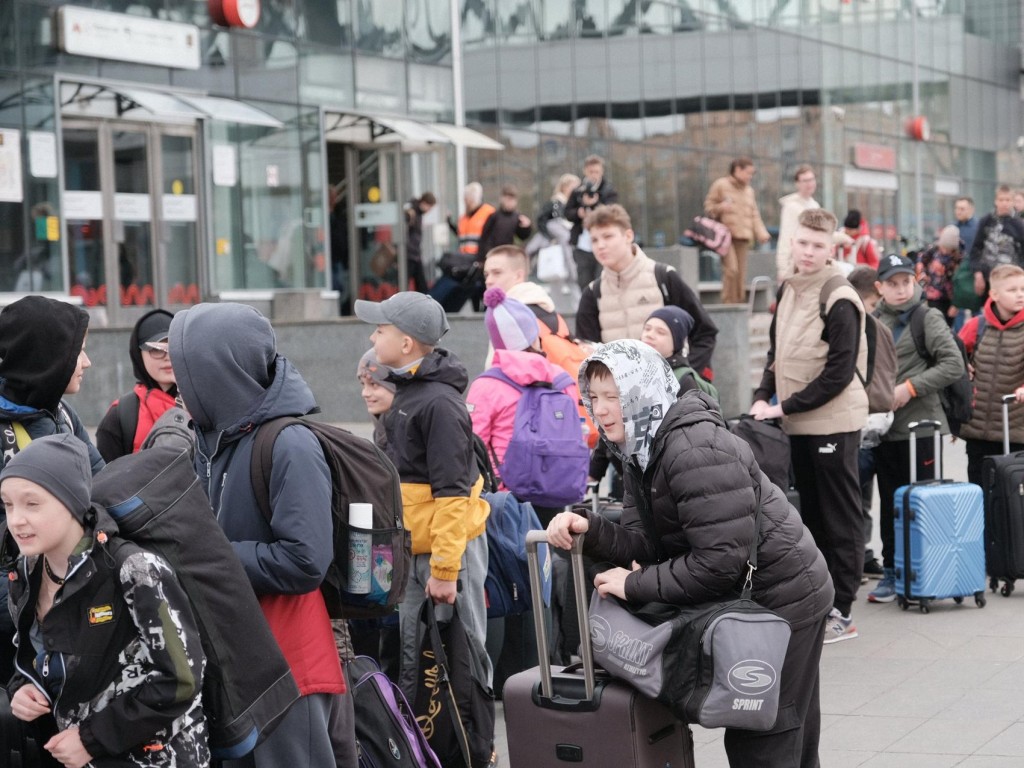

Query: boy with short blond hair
753,207,869,642
958,263,1024,484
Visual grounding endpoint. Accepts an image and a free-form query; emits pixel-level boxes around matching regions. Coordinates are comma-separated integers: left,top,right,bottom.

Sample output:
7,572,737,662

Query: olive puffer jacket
583,391,834,631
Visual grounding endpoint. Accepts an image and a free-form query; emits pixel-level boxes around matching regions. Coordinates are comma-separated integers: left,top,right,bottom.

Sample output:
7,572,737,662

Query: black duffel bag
439,251,482,284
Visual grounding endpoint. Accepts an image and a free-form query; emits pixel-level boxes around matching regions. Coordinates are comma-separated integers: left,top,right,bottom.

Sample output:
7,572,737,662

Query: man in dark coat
547,339,834,768
566,154,618,289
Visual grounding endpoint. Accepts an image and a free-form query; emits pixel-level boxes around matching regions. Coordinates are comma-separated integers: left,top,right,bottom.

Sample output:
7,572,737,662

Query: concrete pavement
494,437,1024,766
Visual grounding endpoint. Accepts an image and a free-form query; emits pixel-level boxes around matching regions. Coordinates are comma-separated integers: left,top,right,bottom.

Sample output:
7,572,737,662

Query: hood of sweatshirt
129,308,177,395
578,339,678,472
0,296,90,413
168,303,317,437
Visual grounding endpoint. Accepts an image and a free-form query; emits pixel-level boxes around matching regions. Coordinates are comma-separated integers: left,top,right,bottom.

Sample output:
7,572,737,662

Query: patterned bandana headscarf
578,339,679,472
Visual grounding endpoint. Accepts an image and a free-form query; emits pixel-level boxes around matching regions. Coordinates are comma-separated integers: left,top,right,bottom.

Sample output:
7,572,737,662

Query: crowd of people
3,160,1024,768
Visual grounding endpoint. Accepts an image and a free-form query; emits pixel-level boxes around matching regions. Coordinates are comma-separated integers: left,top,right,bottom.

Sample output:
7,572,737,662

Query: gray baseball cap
355,292,450,346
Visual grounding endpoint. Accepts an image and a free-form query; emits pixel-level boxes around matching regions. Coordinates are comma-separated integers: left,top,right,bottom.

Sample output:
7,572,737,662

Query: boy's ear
874,281,883,294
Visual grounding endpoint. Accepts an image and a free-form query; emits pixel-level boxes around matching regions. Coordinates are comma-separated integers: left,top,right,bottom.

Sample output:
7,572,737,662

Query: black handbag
438,252,481,284
412,599,495,768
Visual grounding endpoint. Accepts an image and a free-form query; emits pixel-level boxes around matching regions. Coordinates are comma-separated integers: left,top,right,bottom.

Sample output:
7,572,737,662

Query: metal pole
450,0,467,210
911,5,923,243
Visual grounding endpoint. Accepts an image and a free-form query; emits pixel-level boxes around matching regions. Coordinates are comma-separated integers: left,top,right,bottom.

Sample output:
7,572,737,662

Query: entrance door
61,121,202,323
326,143,405,314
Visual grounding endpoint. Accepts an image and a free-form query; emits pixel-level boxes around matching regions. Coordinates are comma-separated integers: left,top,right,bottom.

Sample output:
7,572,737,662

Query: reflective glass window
357,0,405,57
407,0,451,62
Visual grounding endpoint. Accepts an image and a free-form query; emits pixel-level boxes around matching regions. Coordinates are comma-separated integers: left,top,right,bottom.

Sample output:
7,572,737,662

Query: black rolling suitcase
981,394,1024,597
503,531,694,768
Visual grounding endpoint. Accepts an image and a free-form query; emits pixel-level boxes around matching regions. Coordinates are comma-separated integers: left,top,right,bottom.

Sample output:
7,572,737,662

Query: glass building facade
0,0,471,323
460,0,1024,255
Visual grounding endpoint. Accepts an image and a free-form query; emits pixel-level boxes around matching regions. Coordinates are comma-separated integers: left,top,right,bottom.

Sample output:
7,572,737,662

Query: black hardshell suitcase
503,531,695,768
981,394,1024,597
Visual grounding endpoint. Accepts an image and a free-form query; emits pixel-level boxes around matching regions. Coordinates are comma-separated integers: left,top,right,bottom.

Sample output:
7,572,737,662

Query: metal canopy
59,82,283,128
324,109,503,151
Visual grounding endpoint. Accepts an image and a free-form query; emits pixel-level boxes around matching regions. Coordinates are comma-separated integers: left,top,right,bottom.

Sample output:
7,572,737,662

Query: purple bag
685,216,733,257
478,369,589,508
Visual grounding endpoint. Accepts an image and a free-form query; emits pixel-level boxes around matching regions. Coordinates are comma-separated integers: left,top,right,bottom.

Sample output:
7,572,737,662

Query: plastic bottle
348,503,372,594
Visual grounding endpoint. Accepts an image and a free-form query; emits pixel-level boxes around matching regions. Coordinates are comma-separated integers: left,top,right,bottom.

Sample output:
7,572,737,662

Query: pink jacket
466,349,582,473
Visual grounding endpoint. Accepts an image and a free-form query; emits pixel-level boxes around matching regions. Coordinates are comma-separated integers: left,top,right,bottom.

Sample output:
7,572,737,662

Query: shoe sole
823,629,859,644
863,572,884,580
867,593,896,603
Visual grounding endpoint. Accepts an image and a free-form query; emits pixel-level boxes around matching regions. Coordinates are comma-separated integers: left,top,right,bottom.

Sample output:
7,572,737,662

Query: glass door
111,127,155,309
158,131,201,307
62,121,202,323
63,126,107,307
352,147,404,303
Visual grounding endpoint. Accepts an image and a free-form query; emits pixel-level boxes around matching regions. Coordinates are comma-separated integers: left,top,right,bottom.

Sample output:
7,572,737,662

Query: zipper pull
513,583,519,602
42,654,49,678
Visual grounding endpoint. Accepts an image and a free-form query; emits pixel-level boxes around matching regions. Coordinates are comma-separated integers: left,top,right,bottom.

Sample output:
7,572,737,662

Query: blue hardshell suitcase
894,420,987,613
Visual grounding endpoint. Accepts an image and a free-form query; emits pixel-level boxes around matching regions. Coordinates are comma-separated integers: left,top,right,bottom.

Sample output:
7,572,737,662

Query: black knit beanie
0,433,92,524
646,306,695,357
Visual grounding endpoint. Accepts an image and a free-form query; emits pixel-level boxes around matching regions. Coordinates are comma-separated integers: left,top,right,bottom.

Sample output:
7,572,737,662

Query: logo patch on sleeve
88,605,114,625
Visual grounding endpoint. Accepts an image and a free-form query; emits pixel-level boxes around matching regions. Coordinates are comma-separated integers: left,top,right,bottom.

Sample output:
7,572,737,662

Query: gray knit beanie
0,433,92,523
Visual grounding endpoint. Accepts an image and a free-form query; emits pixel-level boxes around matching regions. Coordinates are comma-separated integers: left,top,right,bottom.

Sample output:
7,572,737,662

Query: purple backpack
478,368,589,508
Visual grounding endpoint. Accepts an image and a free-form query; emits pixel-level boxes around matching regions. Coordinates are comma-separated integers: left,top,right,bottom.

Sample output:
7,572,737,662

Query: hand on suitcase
546,511,589,550
594,562,640,600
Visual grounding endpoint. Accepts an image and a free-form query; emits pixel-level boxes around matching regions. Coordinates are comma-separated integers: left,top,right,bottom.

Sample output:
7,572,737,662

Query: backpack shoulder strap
551,371,575,392
862,314,878,384
477,368,525,392
527,303,561,336
588,276,602,301
653,261,673,303
250,416,304,525
817,274,851,322
117,390,141,456
909,303,932,365
974,314,987,353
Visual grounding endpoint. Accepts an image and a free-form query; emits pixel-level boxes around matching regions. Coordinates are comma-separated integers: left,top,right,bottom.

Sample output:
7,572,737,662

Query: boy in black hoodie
0,294,104,680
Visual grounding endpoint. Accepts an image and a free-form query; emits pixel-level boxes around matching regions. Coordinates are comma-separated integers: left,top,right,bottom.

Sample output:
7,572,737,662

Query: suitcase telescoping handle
907,420,942,483
525,530,596,703
1002,394,1017,455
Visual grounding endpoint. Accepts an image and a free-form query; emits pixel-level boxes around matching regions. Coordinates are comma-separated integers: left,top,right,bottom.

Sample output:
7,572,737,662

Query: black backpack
909,303,974,436
251,416,412,620
91,443,300,760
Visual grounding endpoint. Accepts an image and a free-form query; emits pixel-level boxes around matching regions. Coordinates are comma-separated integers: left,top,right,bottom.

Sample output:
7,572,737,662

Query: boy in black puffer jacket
547,339,834,768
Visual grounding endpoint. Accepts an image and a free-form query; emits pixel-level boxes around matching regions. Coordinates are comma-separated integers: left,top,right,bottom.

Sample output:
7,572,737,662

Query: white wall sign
212,144,237,187
162,194,197,222
114,193,151,221
63,190,104,219
57,6,201,70
28,132,58,178
354,202,399,228
266,164,280,188
0,129,24,203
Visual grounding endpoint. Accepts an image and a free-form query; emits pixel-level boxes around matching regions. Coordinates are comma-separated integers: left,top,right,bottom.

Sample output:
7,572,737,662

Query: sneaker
868,570,897,603
862,556,884,579
822,607,858,644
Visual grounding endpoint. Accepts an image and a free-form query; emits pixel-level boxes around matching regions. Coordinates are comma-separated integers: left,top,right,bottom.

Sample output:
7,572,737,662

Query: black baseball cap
877,253,916,281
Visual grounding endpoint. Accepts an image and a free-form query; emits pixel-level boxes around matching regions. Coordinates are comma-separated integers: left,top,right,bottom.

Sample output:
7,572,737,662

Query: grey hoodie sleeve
235,424,334,595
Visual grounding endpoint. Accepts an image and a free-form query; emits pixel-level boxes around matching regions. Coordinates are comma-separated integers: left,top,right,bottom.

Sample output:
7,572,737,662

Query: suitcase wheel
918,599,930,615
989,577,999,594
976,592,988,608
1000,580,1015,598
898,596,909,611
953,596,963,605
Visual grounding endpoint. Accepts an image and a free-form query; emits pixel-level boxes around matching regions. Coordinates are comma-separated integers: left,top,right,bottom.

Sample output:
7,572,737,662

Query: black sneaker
862,556,884,580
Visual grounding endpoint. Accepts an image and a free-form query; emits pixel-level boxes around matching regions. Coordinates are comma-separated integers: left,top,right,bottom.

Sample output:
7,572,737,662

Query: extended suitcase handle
1002,394,1018,455
525,530,597,703
908,420,942,482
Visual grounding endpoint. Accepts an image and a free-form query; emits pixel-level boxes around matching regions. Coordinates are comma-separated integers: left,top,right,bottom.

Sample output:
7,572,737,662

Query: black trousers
790,431,864,616
965,438,1024,487
874,437,936,570
723,616,827,768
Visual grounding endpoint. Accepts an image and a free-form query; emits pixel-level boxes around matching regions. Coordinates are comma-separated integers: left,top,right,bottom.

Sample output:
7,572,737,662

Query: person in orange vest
445,182,496,310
